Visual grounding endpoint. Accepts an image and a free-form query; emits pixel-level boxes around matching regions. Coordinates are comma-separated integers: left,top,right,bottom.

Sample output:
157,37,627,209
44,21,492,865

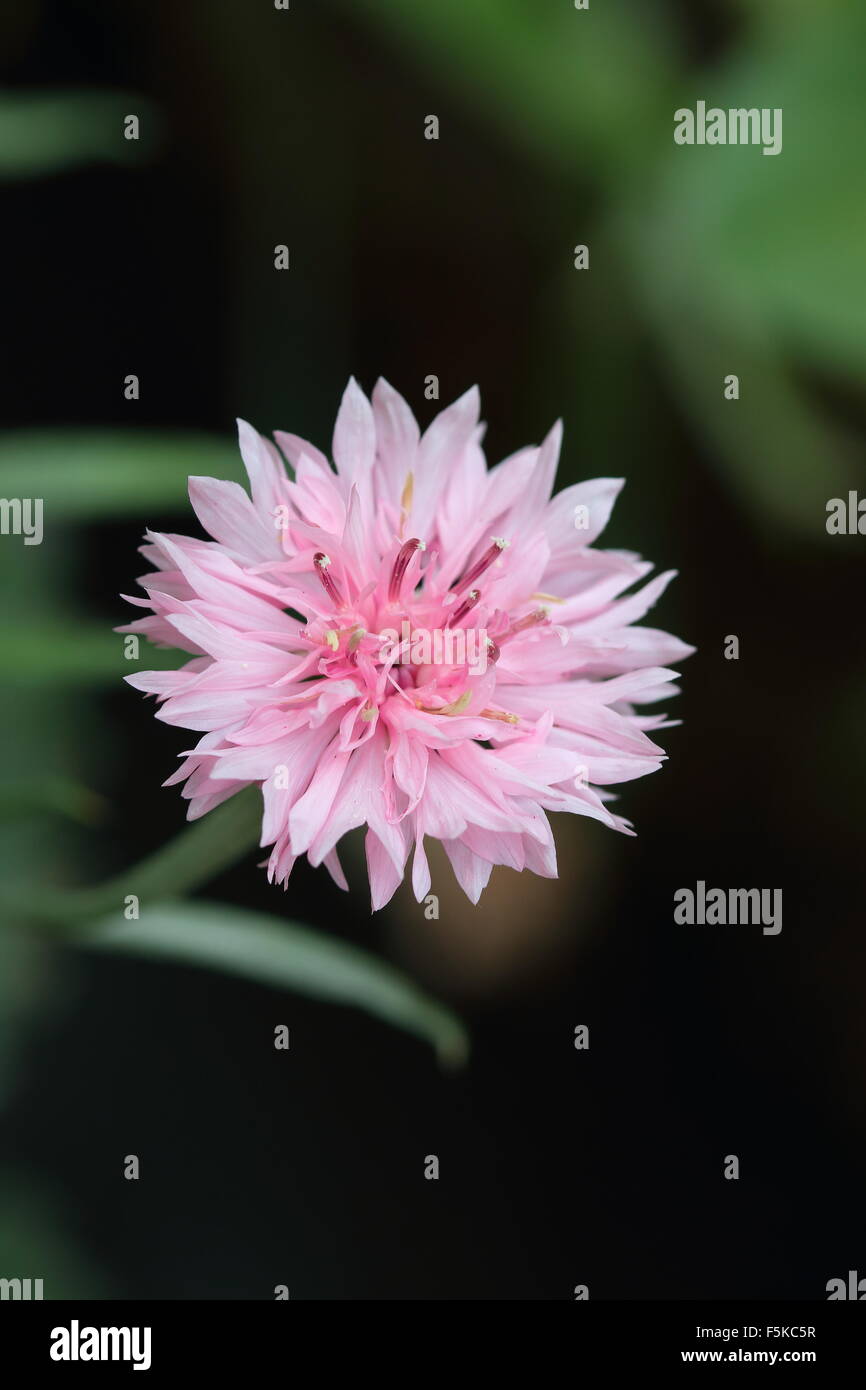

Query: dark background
0,0,864,1299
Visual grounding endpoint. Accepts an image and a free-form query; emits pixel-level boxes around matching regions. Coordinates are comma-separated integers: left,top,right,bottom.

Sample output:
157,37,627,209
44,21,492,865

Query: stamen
446,588,480,627
347,626,366,654
530,591,565,604
313,552,344,608
400,472,414,517
416,690,473,717
502,607,550,642
479,707,520,724
453,537,507,593
486,637,501,664
388,537,425,603
323,629,339,651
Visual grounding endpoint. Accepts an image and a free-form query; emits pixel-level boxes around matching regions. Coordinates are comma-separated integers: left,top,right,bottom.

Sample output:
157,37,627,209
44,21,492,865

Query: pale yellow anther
480,708,519,724
400,472,414,516
416,689,473,717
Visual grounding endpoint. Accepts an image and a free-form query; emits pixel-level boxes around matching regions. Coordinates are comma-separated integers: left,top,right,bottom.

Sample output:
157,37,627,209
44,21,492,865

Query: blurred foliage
13,787,266,919
0,1169,107,1296
0,431,244,520
350,0,682,180
0,620,183,686
631,4,865,533
0,89,160,178
353,0,865,537
679,16,866,378
0,931,58,1106
0,776,107,823
80,901,469,1067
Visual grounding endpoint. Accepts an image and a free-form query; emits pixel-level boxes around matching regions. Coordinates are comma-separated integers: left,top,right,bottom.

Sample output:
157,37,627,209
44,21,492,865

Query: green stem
13,786,263,927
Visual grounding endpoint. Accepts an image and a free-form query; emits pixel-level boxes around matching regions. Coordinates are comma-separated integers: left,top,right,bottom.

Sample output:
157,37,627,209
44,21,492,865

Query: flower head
122,380,693,908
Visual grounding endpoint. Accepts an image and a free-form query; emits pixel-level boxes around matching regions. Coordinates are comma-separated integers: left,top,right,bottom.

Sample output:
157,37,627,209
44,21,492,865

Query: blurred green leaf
0,430,245,520
0,777,107,824
0,1169,107,1296
0,931,59,1106
626,245,856,537
650,10,866,378
0,89,160,178
12,786,263,924
624,6,866,535
80,900,469,1067
0,620,184,686
349,0,680,181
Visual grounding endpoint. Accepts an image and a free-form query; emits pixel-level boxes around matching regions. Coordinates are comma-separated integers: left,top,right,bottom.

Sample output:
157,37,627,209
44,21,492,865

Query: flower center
302,533,550,721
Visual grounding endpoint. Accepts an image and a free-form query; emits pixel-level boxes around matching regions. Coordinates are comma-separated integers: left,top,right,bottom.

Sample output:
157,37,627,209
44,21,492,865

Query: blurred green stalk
4,786,262,927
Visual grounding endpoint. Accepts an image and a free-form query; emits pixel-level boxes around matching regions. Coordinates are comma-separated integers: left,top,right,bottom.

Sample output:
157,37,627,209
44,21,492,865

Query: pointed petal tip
342,374,368,401
547,417,564,442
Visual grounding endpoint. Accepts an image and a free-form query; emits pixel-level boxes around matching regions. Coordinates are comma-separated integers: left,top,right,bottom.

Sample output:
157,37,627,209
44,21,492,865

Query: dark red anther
313,552,344,608
388,537,425,603
453,537,507,594
446,588,480,628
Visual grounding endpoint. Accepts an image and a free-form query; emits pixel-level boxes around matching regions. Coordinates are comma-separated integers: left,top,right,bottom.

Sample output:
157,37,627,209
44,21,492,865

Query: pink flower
121,380,693,909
